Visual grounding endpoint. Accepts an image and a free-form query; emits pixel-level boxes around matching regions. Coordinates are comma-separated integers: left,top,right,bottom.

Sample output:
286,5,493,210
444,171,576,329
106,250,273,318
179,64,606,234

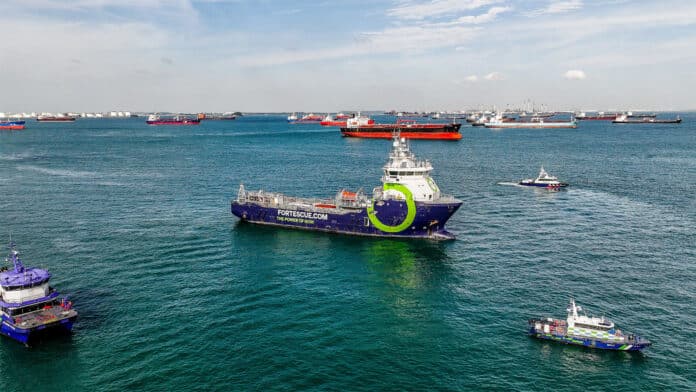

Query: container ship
231,134,462,240
340,119,462,140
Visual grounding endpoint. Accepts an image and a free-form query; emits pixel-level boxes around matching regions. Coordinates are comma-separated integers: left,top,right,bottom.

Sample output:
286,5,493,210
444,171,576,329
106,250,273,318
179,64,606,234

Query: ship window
389,171,398,176
575,323,610,330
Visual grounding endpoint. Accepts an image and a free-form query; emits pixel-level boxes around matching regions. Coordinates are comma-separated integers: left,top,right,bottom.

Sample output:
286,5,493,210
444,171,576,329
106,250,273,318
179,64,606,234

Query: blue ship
528,298,651,351
0,242,77,346
231,134,462,240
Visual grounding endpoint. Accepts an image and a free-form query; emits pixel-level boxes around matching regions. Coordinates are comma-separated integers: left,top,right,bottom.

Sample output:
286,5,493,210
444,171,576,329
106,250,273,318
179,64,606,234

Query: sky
1,0,695,113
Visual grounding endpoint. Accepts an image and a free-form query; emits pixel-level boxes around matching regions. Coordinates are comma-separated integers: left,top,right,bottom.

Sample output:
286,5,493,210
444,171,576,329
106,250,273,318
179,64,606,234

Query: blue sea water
0,115,694,391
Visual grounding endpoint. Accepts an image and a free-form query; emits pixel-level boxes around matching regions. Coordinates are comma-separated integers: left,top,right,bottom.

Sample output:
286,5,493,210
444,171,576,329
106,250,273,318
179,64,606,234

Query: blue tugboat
231,133,462,240
519,166,568,188
0,242,77,346
528,298,651,351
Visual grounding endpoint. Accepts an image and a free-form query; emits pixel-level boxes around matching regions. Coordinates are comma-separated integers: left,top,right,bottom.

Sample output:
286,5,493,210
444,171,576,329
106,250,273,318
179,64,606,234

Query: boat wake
17,164,98,178
497,181,524,187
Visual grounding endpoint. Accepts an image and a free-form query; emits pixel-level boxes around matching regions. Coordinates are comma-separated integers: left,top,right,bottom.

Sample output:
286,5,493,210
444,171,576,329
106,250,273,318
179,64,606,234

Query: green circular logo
367,184,417,233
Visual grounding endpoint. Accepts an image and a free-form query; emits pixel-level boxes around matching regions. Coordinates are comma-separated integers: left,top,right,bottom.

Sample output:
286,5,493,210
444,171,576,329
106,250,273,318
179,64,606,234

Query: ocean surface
0,115,694,391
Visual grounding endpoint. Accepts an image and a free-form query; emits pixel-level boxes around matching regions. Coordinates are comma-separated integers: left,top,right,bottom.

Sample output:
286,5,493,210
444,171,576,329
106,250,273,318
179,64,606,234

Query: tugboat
0,242,77,346
519,167,568,188
231,133,462,240
529,298,651,351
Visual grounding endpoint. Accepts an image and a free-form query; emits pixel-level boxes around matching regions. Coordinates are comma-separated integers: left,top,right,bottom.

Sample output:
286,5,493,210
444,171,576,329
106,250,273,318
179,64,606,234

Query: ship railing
238,187,364,212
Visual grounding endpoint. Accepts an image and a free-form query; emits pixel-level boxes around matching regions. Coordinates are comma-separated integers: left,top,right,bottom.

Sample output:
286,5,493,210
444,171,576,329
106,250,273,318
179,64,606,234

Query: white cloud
238,24,482,66
464,75,479,82
528,0,583,16
454,6,512,24
484,72,504,80
388,0,503,20
564,69,586,79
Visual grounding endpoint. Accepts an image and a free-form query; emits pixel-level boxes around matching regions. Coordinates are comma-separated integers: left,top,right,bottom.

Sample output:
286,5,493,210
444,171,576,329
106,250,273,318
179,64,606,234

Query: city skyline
1,0,695,112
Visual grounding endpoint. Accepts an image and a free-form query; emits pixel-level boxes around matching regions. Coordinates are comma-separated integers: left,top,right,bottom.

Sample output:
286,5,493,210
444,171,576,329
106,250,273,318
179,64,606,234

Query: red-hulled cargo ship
0,120,25,130
340,119,462,140
292,113,324,123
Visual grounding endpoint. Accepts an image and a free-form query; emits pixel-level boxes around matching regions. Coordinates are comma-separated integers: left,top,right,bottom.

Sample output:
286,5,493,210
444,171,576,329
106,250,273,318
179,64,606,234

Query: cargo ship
612,114,681,124
340,119,462,140
0,120,25,130
321,113,375,127
198,112,237,120
291,113,324,123
485,114,577,129
0,242,77,346
231,134,462,240
146,114,201,125
529,298,651,351
575,112,619,121
36,115,76,122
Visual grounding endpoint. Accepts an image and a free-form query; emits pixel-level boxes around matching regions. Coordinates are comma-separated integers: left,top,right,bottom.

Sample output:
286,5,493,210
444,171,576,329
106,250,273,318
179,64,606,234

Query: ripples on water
0,116,694,390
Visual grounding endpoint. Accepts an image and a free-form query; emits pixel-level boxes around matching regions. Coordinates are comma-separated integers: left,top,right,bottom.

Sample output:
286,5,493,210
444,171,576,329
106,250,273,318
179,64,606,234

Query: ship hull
613,119,681,124
231,199,461,240
320,120,347,127
0,121,25,130
1,315,76,345
340,123,462,140
519,182,568,188
341,131,462,140
528,329,650,351
485,123,576,129
36,118,75,122
577,116,617,120
146,120,200,125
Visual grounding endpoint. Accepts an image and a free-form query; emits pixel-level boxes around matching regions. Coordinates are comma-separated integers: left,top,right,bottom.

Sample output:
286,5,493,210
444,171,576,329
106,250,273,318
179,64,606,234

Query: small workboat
529,298,651,351
519,167,568,188
0,241,77,346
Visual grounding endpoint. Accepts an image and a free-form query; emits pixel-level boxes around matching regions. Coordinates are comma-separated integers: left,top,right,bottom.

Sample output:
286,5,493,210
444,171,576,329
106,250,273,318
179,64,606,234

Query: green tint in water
0,116,695,390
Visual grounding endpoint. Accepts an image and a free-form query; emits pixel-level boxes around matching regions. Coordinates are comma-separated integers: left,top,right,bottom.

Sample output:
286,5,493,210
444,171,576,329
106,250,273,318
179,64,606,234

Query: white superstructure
376,135,443,202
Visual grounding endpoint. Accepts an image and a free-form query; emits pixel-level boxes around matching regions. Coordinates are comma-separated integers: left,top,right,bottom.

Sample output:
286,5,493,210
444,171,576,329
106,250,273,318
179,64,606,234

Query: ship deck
11,306,77,330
